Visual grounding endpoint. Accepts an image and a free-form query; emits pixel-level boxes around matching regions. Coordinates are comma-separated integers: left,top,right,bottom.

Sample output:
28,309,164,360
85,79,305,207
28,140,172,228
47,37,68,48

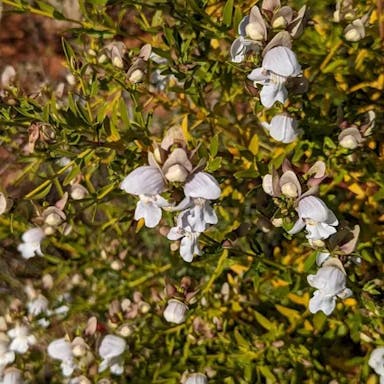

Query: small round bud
272,16,287,29
185,373,208,384
112,56,124,68
271,218,283,227
44,226,56,236
165,164,189,183
245,23,264,41
128,69,144,83
45,212,63,227
70,184,88,200
163,299,188,324
281,182,298,198
98,54,108,64
339,135,358,149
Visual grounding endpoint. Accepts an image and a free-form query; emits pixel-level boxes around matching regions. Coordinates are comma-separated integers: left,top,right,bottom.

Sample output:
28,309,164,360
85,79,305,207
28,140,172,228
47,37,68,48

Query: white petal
337,288,352,299
61,359,76,377
308,291,336,315
9,339,28,354
180,236,198,262
316,252,330,266
368,347,384,376
48,338,73,361
17,243,39,259
167,226,184,241
269,115,299,143
120,166,164,195
184,172,220,200
99,335,126,359
288,218,305,235
247,67,269,83
262,46,301,77
21,227,44,243
110,362,124,375
298,196,330,222
260,83,287,108
306,222,337,241
134,200,162,228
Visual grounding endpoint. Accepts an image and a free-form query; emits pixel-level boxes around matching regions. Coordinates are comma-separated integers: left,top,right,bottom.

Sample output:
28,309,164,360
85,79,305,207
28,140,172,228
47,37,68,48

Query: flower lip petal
184,172,220,200
260,83,287,108
247,67,269,83
120,166,165,196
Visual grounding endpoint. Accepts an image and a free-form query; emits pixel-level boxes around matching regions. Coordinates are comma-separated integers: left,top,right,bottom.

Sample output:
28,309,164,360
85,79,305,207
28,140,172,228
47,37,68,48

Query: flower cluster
47,333,126,377
262,159,359,315
231,0,308,63
231,1,308,145
120,126,220,262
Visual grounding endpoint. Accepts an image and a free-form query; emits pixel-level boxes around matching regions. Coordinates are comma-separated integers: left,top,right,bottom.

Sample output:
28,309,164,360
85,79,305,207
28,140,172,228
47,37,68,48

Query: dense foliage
0,0,383,383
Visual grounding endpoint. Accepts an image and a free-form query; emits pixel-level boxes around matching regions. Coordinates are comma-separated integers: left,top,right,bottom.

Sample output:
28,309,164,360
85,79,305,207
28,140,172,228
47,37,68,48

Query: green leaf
223,0,234,27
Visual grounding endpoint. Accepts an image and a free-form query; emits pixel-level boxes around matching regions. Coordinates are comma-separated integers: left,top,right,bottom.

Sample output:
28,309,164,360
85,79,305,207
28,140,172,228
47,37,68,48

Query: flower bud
344,20,365,42
272,16,287,29
0,193,12,215
164,164,189,183
281,182,298,198
271,218,283,227
112,56,124,68
70,184,88,200
185,373,208,384
72,337,88,357
245,23,265,41
339,135,358,149
128,69,144,83
98,54,108,64
163,299,188,324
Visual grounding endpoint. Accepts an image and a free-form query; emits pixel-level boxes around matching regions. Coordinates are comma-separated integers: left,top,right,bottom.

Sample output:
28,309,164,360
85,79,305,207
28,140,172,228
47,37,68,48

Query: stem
309,40,343,83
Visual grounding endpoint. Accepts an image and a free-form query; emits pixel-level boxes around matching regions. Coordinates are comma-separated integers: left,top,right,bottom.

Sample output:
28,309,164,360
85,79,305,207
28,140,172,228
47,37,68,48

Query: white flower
263,114,301,143
307,260,352,315
344,18,366,42
17,228,45,259
163,299,188,324
185,373,208,384
173,197,218,233
230,6,266,63
0,368,23,384
338,127,364,149
368,347,384,383
27,294,49,317
247,46,301,108
120,165,168,228
0,338,15,375
289,196,338,241
167,210,201,263
7,326,36,354
98,335,126,375
0,193,12,215
47,338,76,377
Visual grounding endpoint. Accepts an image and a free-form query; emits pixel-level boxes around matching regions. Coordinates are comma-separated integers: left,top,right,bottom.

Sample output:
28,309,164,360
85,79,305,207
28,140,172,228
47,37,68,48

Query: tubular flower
17,228,45,259
167,210,201,263
163,299,188,324
289,196,338,241
247,46,301,108
48,338,77,377
98,335,126,375
307,259,352,315
185,373,208,384
120,165,169,228
368,347,384,384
